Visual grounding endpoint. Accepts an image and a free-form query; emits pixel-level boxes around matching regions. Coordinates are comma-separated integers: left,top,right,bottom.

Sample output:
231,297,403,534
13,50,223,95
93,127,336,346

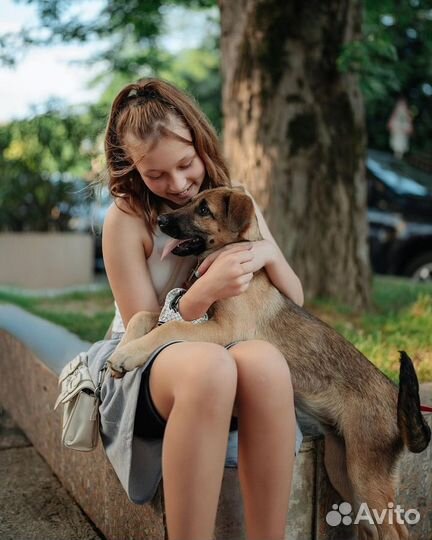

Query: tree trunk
218,0,371,309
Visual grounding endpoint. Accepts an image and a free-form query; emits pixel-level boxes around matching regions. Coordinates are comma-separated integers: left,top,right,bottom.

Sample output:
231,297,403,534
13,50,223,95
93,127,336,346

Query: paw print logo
326,502,353,526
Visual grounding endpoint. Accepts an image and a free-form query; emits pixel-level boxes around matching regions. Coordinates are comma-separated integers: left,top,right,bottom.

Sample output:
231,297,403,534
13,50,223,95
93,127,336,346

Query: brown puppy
108,187,430,540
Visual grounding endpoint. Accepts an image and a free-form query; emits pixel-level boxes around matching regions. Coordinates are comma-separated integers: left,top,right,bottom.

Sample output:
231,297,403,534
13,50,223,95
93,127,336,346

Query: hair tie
127,87,159,101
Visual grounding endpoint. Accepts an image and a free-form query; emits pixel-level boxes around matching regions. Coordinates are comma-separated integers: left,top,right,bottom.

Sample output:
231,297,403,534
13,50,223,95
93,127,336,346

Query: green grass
1,275,431,382
308,276,432,382
0,288,115,343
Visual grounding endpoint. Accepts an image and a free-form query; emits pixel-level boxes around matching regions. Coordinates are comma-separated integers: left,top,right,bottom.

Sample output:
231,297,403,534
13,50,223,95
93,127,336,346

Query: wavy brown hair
104,78,231,231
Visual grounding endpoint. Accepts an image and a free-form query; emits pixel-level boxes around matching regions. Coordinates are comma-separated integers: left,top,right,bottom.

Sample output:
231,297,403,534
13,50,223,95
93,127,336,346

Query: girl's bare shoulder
102,199,161,319
103,199,153,256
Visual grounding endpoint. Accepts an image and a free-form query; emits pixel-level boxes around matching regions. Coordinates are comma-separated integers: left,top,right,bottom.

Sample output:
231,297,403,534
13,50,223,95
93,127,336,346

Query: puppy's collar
182,261,201,290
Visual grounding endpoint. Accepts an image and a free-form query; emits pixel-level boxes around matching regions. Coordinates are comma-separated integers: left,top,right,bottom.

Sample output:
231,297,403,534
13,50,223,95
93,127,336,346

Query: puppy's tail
397,351,431,453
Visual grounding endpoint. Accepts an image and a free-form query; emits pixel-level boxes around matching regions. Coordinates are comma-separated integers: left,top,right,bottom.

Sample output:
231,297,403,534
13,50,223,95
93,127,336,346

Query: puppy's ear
224,190,254,233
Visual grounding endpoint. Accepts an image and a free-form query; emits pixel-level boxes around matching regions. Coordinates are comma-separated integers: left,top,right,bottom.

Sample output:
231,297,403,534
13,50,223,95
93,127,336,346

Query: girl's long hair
104,78,231,232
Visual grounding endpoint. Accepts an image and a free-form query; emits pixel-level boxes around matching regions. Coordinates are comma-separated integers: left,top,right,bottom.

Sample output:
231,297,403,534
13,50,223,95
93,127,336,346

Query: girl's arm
250,199,304,307
179,246,254,320
178,282,214,321
103,201,161,327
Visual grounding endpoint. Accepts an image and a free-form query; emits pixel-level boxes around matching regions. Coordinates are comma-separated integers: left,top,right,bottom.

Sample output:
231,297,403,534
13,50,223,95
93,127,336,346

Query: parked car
367,149,432,282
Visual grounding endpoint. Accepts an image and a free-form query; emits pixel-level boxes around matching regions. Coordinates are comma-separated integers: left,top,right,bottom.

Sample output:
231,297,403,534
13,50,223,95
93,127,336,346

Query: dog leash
420,404,432,413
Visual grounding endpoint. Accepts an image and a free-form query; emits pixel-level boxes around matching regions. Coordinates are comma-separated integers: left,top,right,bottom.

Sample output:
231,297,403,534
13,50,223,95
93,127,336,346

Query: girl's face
124,123,206,208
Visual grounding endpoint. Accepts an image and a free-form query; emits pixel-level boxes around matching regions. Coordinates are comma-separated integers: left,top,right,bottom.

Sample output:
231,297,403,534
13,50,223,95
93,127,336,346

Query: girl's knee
175,342,237,401
231,340,288,367
229,340,292,389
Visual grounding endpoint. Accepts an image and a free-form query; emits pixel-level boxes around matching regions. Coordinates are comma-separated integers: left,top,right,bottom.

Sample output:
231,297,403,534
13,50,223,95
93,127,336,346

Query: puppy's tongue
161,238,189,261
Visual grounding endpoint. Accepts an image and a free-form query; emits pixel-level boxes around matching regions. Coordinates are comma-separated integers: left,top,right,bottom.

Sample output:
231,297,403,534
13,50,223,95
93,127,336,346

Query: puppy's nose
157,215,170,227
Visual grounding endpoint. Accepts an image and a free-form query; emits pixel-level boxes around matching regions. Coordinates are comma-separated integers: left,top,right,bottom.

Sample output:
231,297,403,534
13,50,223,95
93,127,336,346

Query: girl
90,78,304,540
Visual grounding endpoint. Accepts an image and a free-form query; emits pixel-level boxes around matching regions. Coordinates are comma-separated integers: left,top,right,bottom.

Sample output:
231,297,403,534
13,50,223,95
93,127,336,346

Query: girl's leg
229,340,296,540
148,341,238,540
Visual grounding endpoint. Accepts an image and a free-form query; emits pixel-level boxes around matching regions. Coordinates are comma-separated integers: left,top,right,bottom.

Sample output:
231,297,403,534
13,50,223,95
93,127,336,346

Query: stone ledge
0,314,431,539
0,304,90,375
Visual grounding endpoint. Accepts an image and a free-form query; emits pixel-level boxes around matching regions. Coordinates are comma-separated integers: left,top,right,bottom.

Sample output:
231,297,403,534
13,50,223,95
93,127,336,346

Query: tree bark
218,0,371,309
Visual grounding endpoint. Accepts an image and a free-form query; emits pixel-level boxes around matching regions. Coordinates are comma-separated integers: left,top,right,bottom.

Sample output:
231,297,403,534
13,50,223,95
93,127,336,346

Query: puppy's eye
198,202,211,217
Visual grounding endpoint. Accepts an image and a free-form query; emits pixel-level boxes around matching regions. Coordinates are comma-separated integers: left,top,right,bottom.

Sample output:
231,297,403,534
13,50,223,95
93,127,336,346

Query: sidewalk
0,406,105,540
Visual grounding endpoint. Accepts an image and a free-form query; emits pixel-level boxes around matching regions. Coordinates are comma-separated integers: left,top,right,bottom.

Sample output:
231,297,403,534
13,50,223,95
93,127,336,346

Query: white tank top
111,225,198,333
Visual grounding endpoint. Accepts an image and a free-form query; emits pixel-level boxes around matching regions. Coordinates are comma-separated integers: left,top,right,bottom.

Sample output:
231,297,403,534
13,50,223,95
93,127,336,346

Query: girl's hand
195,240,277,302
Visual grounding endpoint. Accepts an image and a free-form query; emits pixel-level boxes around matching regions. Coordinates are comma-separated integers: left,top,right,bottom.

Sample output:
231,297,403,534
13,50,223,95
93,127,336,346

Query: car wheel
405,252,432,282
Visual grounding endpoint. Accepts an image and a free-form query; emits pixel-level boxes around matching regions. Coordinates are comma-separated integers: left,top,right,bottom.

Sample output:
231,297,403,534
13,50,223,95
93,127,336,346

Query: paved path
0,407,105,540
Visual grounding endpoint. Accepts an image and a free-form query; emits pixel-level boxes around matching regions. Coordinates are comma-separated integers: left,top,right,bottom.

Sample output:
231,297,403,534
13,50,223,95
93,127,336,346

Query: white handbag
54,352,106,452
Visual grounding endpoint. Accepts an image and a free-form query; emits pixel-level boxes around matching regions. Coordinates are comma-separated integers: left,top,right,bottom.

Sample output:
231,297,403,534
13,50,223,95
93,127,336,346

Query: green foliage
0,104,105,231
0,169,78,231
339,0,432,154
1,1,217,75
338,37,399,101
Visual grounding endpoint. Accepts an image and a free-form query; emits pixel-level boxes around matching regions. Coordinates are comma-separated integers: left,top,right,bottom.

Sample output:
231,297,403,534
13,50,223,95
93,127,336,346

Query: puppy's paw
108,350,132,378
109,363,126,379
108,349,147,378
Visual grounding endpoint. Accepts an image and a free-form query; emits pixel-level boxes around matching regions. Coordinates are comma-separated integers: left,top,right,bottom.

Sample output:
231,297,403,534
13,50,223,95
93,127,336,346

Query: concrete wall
0,233,93,288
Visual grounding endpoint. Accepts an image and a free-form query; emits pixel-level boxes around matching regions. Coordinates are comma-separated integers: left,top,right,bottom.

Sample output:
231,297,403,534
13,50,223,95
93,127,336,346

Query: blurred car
367,149,432,282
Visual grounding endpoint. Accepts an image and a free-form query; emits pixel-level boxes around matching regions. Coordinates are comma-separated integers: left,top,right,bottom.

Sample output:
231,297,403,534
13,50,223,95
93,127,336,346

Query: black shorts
134,341,240,440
